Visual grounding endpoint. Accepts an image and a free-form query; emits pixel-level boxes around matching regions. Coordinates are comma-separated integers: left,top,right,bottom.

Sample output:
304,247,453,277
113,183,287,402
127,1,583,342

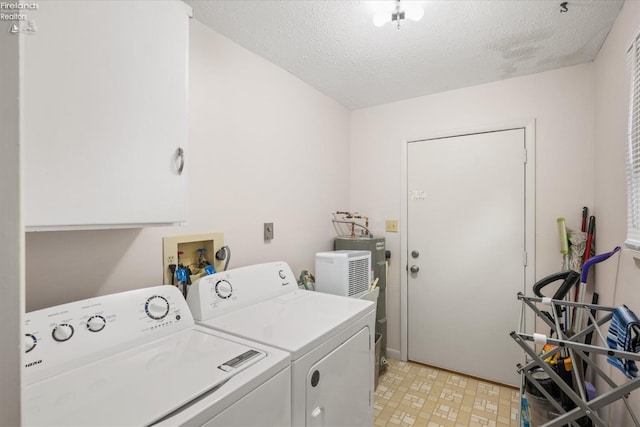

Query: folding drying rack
511,293,640,427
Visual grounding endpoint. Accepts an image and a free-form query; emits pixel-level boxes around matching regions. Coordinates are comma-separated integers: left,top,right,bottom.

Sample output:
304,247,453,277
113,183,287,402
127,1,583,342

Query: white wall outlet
167,255,175,264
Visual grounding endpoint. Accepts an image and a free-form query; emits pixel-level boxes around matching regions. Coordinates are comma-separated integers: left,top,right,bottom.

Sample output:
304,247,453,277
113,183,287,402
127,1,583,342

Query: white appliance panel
200,368,291,427
24,284,193,384
188,261,296,320
306,328,371,427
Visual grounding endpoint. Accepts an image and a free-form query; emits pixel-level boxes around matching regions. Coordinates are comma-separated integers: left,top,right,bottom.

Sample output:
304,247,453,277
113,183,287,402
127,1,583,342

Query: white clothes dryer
23,285,291,427
187,261,376,427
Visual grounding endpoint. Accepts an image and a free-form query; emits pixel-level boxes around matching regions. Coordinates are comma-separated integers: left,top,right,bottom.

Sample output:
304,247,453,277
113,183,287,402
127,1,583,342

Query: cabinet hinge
523,251,528,267
523,148,528,164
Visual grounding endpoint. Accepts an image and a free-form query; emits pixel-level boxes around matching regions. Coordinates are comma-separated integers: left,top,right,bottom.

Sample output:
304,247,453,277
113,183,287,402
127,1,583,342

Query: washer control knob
278,270,286,279
86,315,107,332
145,296,170,320
52,323,74,342
215,280,233,299
25,334,37,353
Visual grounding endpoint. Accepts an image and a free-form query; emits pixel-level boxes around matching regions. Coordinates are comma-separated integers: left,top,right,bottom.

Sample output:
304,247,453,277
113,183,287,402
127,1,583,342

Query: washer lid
200,290,375,359
23,327,279,426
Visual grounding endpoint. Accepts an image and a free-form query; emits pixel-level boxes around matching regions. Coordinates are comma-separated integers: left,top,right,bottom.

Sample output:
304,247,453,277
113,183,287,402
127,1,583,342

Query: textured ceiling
187,0,624,110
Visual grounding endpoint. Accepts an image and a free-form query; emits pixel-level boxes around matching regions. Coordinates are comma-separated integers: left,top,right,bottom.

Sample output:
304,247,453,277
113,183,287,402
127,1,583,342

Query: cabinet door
22,1,190,230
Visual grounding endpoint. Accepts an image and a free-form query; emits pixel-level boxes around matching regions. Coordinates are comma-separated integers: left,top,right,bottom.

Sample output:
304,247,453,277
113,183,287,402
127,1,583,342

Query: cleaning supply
574,246,621,329
557,218,569,270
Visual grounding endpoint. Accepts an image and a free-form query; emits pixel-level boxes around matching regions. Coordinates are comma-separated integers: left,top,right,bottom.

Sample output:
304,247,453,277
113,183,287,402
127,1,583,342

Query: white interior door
407,128,526,386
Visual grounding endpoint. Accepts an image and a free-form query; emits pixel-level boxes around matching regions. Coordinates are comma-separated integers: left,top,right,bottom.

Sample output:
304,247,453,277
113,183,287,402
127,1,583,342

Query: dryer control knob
25,334,37,353
52,323,74,342
86,315,107,332
278,270,286,279
215,280,233,299
145,296,170,320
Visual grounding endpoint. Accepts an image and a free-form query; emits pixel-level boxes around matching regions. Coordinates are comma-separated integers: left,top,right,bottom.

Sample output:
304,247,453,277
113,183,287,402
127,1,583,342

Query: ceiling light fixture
373,0,424,29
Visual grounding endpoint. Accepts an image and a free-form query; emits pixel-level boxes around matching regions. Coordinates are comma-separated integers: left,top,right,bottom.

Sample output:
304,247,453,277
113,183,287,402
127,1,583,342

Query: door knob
410,265,420,273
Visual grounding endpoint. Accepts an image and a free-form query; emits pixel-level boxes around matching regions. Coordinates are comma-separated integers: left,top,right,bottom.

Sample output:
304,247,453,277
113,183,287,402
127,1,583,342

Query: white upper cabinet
21,1,191,230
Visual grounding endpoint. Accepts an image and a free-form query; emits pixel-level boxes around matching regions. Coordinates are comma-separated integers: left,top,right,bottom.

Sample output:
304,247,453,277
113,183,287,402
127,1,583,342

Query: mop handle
557,218,569,255
580,246,621,283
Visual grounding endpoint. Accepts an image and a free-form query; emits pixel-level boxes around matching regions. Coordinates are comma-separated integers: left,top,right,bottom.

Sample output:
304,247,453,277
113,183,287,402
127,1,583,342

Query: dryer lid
200,290,374,358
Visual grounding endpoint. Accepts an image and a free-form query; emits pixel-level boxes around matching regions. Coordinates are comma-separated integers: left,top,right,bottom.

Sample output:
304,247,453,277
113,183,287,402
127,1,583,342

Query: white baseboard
385,348,402,361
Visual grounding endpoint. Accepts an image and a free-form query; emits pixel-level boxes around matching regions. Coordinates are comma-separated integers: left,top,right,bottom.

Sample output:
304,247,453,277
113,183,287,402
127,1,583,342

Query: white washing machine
187,261,376,427
23,285,291,427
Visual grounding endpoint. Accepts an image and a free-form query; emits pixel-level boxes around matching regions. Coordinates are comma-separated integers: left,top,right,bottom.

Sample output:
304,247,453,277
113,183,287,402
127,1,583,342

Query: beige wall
0,30,23,425
594,0,640,423
25,19,351,310
351,63,595,358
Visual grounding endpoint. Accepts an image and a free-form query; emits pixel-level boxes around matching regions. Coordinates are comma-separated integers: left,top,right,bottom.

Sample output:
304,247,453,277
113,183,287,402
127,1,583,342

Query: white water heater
315,250,372,298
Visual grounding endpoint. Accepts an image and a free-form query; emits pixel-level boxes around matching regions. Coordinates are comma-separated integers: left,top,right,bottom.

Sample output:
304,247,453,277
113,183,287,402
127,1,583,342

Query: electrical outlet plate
385,220,399,233
162,233,224,285
264,222,274,241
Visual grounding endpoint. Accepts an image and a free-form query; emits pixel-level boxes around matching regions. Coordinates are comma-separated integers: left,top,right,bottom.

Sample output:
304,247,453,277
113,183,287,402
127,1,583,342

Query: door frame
399,119,536,361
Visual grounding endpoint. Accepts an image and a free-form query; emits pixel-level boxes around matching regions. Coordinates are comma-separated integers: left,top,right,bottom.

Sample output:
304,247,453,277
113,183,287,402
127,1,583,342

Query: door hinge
523,148,528,164
523,251,528,267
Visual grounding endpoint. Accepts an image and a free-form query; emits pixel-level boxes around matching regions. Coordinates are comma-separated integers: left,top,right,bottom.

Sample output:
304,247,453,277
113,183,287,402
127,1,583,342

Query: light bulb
372,0,422,28
373,12,390,27
404,3,424,22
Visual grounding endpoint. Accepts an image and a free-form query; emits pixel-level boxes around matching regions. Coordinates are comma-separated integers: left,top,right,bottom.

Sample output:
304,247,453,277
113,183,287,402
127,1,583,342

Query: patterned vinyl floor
374,359,520,427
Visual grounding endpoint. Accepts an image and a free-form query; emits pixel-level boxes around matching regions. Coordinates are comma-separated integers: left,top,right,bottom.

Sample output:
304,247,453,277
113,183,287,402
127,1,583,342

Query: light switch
385,220,398,233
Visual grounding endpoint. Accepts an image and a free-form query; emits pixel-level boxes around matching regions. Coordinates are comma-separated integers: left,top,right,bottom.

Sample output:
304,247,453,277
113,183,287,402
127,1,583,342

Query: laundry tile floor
374,359,520,427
